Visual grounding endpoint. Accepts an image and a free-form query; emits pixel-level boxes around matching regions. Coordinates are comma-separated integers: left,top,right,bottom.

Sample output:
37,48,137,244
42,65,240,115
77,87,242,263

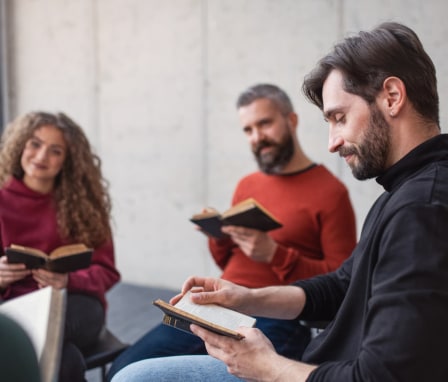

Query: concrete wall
4,0,448,289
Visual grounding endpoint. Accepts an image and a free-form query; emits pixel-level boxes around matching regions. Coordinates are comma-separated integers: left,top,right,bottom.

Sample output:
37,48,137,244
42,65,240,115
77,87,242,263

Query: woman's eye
29,140,40,148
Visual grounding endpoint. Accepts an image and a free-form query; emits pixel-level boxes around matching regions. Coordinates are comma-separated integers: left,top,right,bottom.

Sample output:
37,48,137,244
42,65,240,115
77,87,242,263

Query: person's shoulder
311,164,335,175
235,171,264,185
394,160,448,207
310,164,348,187
231,171,272,200
0,177,32,197
0,177,14,197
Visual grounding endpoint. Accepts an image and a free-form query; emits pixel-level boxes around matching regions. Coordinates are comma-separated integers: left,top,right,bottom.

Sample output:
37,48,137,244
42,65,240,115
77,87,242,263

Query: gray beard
254,133,295,174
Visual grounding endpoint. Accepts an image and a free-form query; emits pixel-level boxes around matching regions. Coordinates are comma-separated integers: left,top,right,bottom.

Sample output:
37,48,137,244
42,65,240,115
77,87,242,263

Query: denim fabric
111,355,243,382
107,316,310,380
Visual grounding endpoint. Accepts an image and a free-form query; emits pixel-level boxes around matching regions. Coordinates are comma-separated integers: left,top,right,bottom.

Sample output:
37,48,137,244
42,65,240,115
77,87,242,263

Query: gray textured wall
5,0,448,288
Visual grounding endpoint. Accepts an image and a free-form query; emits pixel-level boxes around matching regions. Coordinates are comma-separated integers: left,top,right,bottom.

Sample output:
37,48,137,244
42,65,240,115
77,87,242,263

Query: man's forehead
241,98,276,111
322,70,356,115
239,98,279,118
322,70,345,102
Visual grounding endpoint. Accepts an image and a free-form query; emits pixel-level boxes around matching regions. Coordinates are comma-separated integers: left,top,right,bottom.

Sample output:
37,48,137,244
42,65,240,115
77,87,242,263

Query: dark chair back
83,326,129,382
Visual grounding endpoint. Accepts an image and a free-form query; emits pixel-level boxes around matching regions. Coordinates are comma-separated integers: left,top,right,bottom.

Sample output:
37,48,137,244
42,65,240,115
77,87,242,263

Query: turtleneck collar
376,134,448,192
5,176,54,199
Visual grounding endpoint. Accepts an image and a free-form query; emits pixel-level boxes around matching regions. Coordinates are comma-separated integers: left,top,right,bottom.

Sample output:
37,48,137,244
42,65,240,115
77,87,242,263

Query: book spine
162,314,194,336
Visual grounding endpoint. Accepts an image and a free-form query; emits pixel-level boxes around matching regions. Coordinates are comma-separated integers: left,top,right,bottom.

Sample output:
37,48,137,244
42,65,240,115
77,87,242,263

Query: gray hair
236,84,294,116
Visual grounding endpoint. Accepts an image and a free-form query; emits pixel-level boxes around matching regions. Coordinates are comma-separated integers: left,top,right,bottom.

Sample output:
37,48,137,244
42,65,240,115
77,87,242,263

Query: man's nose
328,129,343,153
250,128,265,144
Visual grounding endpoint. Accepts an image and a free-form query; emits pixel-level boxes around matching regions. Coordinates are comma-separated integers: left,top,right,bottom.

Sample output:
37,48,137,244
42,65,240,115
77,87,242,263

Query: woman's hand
32,268,68,289
0,256,31,289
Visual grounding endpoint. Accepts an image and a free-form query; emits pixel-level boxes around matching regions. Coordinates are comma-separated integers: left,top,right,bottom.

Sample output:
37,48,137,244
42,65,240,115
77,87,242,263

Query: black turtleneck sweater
296,134,448,381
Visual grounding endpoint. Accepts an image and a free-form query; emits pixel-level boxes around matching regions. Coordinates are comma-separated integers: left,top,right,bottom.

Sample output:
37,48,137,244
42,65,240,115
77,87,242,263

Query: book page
191,208,221,220
50,243,90,258
0,287,66,382
175,291,256,330
9,244,46,258
0,287,52,358
222,198,256,217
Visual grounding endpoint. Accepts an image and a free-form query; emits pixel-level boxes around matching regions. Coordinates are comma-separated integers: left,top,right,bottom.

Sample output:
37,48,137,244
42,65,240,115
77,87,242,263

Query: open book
0,287,67,382
190,197,282,239
153,291,256,340
5,243,93,273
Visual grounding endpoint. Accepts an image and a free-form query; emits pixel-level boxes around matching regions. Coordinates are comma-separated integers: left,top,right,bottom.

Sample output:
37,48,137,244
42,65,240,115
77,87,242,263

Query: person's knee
65,294,105,348
111,355,241,382
59,342,86,382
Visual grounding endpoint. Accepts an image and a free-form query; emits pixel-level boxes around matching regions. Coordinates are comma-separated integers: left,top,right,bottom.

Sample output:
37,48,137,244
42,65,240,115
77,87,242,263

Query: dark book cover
5,247,93,273
162,314,195,336
189,215,228,239
190,198,282,239
5,249,47,269
221,206,282,231
44,250,92,273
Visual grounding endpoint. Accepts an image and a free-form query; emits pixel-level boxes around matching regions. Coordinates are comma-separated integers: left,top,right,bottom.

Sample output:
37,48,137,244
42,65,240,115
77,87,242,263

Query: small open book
153,291,256,340
190,197,282,239
5,243,93,273
0,287,67,382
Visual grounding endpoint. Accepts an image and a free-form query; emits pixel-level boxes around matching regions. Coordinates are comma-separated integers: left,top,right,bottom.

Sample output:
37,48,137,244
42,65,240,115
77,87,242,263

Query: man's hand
222,225,277,262
170,276,250,313
170,275,306,320
32,268,68,289
191,324,316,382
0,256,31,289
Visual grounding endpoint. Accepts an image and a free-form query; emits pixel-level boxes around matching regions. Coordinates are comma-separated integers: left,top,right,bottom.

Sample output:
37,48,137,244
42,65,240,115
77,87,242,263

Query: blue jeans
107,316,310,380
111,355,242,382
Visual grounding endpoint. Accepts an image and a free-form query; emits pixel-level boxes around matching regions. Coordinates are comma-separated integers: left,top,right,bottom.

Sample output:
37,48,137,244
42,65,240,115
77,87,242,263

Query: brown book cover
190,198,282,239
153,292,256,340
5,243,93,273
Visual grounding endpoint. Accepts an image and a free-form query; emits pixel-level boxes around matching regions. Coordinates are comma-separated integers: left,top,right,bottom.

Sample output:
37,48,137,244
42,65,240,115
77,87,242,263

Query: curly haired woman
0,111,120,381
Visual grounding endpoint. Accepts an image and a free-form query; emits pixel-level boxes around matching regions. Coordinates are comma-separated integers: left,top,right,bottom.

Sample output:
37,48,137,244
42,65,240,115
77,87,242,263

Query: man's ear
288,112,299,130
381,76,406,117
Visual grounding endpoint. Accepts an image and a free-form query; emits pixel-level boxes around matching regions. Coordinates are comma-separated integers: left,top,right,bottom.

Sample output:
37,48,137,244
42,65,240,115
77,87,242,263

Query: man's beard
339,105,391,180
253,130,294,174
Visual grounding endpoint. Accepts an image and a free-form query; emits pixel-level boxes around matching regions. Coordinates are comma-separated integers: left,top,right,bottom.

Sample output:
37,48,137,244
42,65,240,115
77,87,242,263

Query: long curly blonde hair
0,111,112,248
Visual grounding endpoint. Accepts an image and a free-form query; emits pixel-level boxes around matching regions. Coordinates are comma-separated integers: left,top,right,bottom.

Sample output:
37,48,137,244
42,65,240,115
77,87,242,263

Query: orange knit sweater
209,165,357,287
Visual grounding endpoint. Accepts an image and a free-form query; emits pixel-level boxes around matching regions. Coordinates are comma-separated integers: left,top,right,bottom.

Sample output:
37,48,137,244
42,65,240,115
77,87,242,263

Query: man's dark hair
302,22,439,125
236,84,294,116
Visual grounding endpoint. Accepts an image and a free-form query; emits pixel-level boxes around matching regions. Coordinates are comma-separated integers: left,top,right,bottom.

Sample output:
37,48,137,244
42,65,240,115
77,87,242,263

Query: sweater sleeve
208,237,236,270
208,190,241,270
294,256,352,322
67,238,120,308
306,204,448,382
270,189,357,283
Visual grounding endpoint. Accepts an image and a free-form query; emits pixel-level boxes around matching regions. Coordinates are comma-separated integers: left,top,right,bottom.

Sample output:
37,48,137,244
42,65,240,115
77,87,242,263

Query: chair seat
84,327,129,370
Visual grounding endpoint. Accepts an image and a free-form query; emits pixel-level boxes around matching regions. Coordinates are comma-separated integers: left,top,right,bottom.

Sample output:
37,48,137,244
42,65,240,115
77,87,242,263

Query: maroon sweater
0,177,120,308
209,165,357,287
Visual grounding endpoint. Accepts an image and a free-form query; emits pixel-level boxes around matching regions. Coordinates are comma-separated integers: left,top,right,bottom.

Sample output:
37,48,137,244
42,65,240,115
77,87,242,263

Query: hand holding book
5,243,93,273
154,291,256,340
190,198,282,239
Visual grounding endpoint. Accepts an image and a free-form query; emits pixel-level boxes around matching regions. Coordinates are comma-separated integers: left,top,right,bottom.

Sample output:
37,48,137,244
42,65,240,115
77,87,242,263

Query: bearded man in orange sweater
107,84,356,380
